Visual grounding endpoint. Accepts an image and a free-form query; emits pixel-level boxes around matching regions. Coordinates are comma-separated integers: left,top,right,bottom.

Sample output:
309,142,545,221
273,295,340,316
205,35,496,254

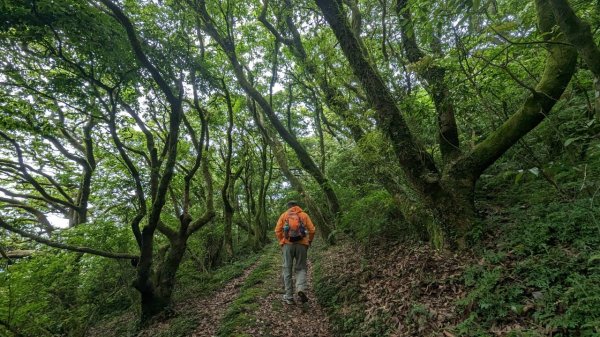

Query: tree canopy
1,0,600,334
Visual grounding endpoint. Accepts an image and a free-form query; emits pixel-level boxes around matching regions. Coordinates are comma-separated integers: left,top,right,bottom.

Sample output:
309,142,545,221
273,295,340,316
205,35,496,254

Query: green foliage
405,303,434,333
173,219,267,309
0,251,136,337
339,190,404,242
326,131,424,243
457,173,600,335
1,0,600,334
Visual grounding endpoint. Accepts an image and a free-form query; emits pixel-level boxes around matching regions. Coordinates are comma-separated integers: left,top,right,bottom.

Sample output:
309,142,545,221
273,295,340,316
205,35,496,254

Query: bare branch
157,220,178,242
97,0,180,109
3,249,36,259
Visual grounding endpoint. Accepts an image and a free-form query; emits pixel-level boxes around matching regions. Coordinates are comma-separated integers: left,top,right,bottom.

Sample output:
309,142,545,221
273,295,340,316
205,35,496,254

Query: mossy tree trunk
221,80,235,261
315,0,577,249
252,136,272,249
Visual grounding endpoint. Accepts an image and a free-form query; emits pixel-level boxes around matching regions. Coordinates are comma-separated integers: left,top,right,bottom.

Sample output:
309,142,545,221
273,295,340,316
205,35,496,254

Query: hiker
275,200,316,305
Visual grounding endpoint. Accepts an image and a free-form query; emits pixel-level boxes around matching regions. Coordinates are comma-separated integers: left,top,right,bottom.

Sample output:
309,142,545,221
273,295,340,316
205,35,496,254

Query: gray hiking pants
282,243,308,300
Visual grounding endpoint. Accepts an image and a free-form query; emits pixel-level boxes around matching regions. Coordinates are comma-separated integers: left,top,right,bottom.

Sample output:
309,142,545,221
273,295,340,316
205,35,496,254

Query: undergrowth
87,251,260,337
456,174,600,336
313,155,600,336
173,251,260,303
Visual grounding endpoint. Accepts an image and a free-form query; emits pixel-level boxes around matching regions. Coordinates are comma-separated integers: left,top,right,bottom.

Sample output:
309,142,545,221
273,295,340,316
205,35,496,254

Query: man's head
286,200,299,208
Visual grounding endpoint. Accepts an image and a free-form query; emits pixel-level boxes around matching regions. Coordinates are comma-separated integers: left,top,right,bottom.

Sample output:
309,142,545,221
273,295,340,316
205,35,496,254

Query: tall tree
0,0,218,320
314,0,577,248
188,0,341,235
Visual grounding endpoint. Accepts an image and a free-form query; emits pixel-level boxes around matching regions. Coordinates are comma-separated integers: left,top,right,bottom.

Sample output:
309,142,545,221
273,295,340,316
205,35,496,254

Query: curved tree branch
0,131,78,209
97,0,179,109
396,0,460,161
0,217,138,259
0,197,54,234
453,0,577,178
548,0,600,117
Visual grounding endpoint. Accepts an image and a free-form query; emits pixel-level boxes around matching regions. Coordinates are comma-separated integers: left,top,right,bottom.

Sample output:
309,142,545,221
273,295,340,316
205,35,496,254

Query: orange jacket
274,206,316,246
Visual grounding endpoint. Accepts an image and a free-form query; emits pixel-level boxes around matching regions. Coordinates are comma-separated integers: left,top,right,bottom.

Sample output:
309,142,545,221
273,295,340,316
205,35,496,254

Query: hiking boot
297,291,308,303
283,297,295,305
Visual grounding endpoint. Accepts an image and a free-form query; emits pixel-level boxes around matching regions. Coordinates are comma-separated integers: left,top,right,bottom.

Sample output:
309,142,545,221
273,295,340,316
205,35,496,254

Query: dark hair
286,200,299,208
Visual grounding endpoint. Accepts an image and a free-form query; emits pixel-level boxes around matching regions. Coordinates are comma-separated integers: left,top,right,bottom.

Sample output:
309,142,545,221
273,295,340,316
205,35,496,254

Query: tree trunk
221,81,235,260
139,289,169,323
428,176,477,250
222,205,234,258
135,230,166,322
196,2,341,220
314,101,326,171
547,0,600,120
155,239,187,308
137,232,198,321
315,0,576,249
252,137,271,250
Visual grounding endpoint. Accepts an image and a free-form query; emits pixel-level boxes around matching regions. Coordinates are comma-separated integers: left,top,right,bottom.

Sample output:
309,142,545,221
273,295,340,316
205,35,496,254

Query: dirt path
187,262,259,337
236,259,333,337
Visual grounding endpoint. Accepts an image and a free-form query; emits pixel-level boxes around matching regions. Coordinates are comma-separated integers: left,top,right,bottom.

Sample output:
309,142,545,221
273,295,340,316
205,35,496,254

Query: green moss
153,316,199,337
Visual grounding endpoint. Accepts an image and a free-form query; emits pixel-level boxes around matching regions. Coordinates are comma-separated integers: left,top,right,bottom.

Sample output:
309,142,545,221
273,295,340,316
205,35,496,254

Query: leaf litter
316,238,473,336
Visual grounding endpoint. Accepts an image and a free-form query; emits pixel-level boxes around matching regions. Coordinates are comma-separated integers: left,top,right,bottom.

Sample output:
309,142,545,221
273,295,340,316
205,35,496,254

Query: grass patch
173,252,261,302
216,244,280,337
151,316,199,337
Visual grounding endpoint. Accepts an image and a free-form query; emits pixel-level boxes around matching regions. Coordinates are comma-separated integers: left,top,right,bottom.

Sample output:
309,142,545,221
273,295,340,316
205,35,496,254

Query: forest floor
172,261,259,337
232,259,332,336
204,244,332,337
133,259,261,337
132,244,332,337
312,238,474,336
93,239,470,337
185,264,257,337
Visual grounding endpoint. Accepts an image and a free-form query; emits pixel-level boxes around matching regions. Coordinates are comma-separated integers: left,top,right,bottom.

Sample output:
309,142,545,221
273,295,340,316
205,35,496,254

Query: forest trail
186,261,260,337
133,260,261,337
196,245,332,337
235,259,332,337
131,245,332,337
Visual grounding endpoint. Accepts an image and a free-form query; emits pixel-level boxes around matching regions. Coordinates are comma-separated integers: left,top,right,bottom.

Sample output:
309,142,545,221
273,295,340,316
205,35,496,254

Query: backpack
284,209,307,242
